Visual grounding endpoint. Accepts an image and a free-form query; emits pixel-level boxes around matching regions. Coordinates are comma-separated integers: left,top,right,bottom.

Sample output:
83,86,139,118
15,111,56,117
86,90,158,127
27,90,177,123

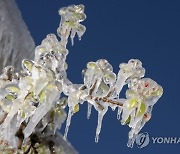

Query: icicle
1,99,23,129
127,128,138,148
77,25,86,41
117,107,122,120
1,85,29,130
93,78,102,95
95,134,99,143
71,37,74,46
87,103,92,119
135,120,146,135
127,134,137,148
0,115,18,147
95,112,103,143
34,80,48,97
8,115,18,147
70,28,76,46
111,105,116,111
64,109,73,140
54,111,66,134
114,70,127,96
23,90,58,138
95,107,107,143
128,109,135,125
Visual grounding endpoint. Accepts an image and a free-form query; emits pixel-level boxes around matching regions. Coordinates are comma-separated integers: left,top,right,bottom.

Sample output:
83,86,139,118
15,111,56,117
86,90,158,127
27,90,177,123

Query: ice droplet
87,103,92,119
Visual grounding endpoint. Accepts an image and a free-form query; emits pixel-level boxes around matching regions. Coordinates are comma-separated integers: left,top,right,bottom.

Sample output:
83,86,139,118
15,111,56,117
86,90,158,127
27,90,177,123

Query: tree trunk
0,0,34,72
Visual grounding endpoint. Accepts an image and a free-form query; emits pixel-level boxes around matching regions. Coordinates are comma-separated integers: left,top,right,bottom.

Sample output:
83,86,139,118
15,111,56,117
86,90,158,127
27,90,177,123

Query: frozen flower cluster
0,4,163,153
64,58,163,146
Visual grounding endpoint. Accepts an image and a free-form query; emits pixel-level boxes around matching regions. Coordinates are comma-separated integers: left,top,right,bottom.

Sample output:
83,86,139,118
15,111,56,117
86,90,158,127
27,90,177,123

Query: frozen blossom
57,4,86,47
0,4,163,153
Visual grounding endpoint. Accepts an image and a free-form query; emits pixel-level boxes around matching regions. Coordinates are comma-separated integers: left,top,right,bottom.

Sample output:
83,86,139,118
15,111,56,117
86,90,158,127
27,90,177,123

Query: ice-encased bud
96,59,113,72
87,103,92,119
0,66,15,82
114,59,145,96
120,76,163,147
41,34,58,51
57,4,86,46
58,4,86,22
22,59,34,75
103,72,116,86
119,59,145,79
84,59,116,90
35,34,60,62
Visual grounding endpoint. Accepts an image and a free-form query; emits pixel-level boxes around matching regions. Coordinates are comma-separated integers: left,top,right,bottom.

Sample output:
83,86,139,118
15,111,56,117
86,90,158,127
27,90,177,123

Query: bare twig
15,123,26,149
89,80,97,95
99,97,123,107
24,143,32,154
49,141,56,154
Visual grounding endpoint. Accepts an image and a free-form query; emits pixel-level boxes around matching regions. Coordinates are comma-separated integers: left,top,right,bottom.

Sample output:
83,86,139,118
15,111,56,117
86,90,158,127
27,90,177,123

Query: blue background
16,0,180,154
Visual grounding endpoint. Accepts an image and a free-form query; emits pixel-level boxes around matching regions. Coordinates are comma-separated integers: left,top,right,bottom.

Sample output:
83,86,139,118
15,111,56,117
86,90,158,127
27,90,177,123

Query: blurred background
16,0,180,153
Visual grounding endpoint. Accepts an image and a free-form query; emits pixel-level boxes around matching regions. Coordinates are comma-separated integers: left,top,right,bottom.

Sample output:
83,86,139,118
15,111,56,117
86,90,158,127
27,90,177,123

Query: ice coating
0,4,163,152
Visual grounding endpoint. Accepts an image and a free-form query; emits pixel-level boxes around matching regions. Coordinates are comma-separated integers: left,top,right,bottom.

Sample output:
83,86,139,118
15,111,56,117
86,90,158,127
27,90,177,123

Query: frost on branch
0,4,163,153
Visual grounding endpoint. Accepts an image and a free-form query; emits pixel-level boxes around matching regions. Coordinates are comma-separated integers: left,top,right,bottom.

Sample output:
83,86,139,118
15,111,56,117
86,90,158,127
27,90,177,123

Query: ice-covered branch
0,4,163,153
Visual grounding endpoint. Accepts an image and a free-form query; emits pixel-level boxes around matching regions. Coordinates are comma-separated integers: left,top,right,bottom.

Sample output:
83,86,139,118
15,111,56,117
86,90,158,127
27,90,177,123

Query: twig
99,97,123,107
89,80,97,95
96,102,104,110
15,123,26,149
24,143,32,154
49,141,56,154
